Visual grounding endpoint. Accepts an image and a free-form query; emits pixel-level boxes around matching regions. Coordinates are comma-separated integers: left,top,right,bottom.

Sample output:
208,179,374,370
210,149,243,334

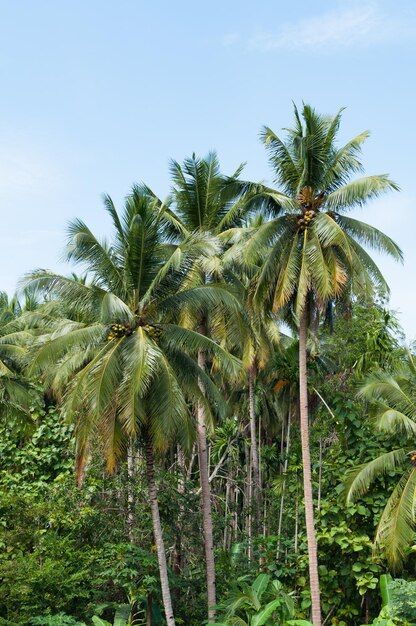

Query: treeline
0,105,415,626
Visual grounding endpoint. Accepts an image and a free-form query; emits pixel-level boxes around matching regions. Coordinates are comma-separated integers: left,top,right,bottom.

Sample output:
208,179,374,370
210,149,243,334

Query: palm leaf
252,599,282,626
374,468,416,568
325,175,399,212
345,449,406,502
334,214,403,262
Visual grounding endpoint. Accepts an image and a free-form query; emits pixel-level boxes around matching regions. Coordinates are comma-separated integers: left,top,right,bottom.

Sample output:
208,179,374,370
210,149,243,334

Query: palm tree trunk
173,445,185,576
249,363,261,534
145,436,176,626
299,307,321,626
245,440,252,561
234,485,239,540
277,405,292,557
223,474,231,550
197,347,216,622
258,414,262,498
127,438,135,542
317,437,323,513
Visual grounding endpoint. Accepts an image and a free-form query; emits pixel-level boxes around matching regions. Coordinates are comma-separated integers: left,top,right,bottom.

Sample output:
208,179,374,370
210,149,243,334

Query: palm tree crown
25,185,239,473
169,151,249,236
243,104,402,317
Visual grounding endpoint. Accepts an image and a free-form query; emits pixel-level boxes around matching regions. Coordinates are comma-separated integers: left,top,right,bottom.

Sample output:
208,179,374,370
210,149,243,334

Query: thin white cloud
248,2,414,51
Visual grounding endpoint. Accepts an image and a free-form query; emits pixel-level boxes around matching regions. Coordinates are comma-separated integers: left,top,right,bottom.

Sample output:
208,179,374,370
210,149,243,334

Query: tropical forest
2,105,416,626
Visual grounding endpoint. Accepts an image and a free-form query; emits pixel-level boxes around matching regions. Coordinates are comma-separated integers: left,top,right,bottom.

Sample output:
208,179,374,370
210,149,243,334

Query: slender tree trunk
317,437,323,513
223,473,231,550
197,347,216,622
280,416,285,473
249,363,262,534
173,446,185,576
245,441,253,561
299,308,322,626
127,438,135,542
365,591,369,625
234,485,239,540
186,442,197,481
258,414,262,495
294,492,299,554
145,436,176,626
146,592,153,626
277,405,292,557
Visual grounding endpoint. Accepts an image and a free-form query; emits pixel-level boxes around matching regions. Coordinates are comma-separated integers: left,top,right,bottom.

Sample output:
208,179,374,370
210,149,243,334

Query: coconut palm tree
22,185,241,626
0,291,38,423
0,338,34,423
237,104,402,626
345,353,416,569
167,152,252,621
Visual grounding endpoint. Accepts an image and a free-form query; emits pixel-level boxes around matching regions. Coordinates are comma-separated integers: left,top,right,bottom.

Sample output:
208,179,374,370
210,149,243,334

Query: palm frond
322,130,369,190
359,375,416,420
163,324,241,380
325,175,399,212
373,406,416,437
28,324,104,376
271,233,302,311
334,214,403,262
260,126,300,194
65,219,125,292
344,449,406,502
374,468,416,569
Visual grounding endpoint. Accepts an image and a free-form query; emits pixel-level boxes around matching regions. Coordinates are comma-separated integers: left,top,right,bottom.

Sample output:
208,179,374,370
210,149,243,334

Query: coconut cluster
107,321,163,342
410,451,416,466
143,324,162,339
107,323,132,341
297,209,316,231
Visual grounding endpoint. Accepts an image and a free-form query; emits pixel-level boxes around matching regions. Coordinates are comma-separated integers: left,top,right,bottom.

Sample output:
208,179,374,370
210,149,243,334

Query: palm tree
345,353,416,569
0,292,38,423
23,186,241,626
167,152,251,621
0,340,33,423
238,104,402,626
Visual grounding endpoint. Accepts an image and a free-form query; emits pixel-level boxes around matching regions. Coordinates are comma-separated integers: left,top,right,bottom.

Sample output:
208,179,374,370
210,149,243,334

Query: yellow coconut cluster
107,322,163,342
410,451,416,466
107,323,130,341
297,209,316,231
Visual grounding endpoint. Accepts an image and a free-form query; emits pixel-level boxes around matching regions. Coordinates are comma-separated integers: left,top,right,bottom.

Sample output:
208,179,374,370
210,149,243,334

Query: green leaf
344,449,406,502
251,599,281,626
380,573,393,608
92,618,111,626
251,574,270,601
113,605,131,626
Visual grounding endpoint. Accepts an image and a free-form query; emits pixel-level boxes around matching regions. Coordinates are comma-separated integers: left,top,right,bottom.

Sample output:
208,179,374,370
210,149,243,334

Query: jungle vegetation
0,105,415,626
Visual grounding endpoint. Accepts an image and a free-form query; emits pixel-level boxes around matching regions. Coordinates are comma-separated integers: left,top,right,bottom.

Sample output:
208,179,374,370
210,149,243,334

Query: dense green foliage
0,105,415,626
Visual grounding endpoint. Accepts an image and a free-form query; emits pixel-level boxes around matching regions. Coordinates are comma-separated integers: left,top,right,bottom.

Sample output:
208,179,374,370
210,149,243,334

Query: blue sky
0,0,415,337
